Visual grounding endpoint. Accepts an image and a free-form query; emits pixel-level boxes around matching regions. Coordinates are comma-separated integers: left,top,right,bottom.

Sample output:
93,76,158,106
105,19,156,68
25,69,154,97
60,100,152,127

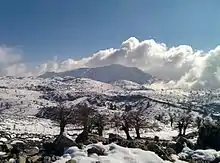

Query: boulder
154,136,159,142
167,141,177,153
84,134,107,145
147,142,173,161
25,147,39,156
0,131,11,140
18,154,27,163
66,160,77,163
10,140,25,155
75,132,107,145
197,122,220,150
75,131,88,144
175,136,194,153
27,155,41,163
43,156,51,163
108,133,125,144
9,158,16,163
211,157,220,163
165,147,176,156
53,134,79,156
126,140,147,150
51,155,60,162
43,134,78,156
185,131,198,139
87,145,105,156
0,142,12,153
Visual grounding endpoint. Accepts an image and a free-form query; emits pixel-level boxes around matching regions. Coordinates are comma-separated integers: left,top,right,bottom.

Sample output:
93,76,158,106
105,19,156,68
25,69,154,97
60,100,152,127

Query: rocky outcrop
44,134,79,156
87,145,106,156
0,132,76,162
146,142,173,161
75,132,107,145
197,122,220,150
174,136,195,153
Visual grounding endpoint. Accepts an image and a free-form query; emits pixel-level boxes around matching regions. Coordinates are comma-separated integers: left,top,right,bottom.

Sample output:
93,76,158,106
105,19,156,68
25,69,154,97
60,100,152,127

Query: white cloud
1,37,220,89
0,45,22,64
0,45,24,76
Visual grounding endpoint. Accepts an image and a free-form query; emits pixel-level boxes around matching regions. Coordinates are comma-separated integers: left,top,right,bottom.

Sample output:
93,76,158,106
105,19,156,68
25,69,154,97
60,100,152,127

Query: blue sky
0,0,220,64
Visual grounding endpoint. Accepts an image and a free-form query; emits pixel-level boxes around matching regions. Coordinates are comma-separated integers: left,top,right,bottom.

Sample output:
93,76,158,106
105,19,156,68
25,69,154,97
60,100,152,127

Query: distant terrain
0,66,219,162
39,64,156,84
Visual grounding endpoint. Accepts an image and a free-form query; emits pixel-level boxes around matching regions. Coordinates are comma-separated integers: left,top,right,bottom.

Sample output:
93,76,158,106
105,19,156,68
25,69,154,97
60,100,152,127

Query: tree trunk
83,121,88,132
59,122,65,135
122,126,132,140
183,128,186,136
196,118,201,129
135,127,141,139
178,123,182,136
98,126,103,137
170,118,173,127
183,125,188,136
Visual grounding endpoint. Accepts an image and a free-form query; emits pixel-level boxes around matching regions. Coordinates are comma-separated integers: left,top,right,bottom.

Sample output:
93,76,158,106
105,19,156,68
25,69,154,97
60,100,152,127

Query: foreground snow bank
179,146,220,162
55,143,165,163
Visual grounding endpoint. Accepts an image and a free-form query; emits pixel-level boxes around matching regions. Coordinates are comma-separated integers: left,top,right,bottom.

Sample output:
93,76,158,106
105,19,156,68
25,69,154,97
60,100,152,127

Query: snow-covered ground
0,76,219,162
0,76,216,137
56,143,165,163
55,143,198,163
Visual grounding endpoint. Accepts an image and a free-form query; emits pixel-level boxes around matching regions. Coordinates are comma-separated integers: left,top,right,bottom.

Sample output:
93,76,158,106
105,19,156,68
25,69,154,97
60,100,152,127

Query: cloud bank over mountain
1,37,220,89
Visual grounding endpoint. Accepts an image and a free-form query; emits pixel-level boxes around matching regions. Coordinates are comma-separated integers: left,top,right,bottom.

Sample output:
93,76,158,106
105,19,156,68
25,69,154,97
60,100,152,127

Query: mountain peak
39,64,154,84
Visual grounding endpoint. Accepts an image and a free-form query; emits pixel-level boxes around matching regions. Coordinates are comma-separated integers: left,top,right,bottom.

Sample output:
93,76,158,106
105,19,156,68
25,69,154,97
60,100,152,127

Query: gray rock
147,142,173,161
87,145,105,156
66,160,77,163
52,134,78,156
75,131,88,144
108,133,124,144
25,147,39,156
43,156,51,163
18,154,27,163
175,136,194,153
27,155,41,163
165,147,176,156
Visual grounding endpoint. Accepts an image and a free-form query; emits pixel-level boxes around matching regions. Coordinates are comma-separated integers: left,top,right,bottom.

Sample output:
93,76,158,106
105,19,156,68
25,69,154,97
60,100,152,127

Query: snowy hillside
0,76,219,118
39,64,155,84
111,80,149,90
0,76,220,162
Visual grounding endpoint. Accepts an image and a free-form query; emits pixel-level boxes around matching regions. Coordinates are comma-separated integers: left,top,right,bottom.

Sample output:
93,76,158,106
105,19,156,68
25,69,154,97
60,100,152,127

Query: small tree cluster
111,101,152,139
52,101,110,141
51,95,197,142
50,102,76,135
92,112,109,136
175,109,193,136
74,103,109,137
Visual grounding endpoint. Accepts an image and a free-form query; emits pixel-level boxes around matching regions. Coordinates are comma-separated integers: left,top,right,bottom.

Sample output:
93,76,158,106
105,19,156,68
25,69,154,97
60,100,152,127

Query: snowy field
0,76,216,139
0,76,219,162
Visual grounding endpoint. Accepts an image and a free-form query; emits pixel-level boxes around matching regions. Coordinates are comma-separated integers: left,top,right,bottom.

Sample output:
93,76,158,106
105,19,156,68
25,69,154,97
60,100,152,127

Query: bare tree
183,114,193,135
51,103,76,135
93,113,109,136
130,109,148,139
75,103,97,137
74,103,104,143
195,117,203,129
112,111,133,140
176,109,193,136
168,112,175,127
129,101,151,139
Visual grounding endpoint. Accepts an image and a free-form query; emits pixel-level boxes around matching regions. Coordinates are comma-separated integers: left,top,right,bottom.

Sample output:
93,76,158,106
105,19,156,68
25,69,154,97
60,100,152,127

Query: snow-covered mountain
39,64,155,84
